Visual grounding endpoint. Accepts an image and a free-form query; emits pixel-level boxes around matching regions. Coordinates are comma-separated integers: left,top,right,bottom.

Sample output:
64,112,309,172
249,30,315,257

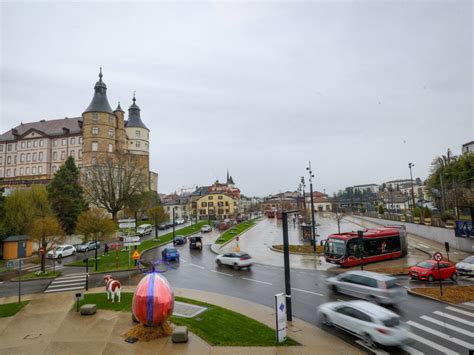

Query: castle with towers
0,69,157,191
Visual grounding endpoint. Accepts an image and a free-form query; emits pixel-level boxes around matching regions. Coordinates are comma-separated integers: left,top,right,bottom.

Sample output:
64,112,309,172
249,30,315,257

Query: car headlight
420,271,427,275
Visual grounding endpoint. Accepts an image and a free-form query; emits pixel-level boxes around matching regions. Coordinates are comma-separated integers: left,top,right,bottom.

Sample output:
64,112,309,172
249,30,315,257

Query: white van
137,224,153,236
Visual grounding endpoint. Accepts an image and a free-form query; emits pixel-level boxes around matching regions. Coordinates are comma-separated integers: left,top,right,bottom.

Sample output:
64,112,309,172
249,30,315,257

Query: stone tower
82,69,120,166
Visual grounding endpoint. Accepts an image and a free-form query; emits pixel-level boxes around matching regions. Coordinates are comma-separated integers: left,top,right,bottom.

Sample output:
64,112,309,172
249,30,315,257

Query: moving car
189,235,203,250
161,247,180,262
409,259,458,282
456,256,474,275
173,236,187,245
326,271,406,305
76,241,100,252
216,252,253,270
137,224,153,236
158,223,170,230
318,300,412,348
201,225,213,233
176,218,185,225
47,245,76,259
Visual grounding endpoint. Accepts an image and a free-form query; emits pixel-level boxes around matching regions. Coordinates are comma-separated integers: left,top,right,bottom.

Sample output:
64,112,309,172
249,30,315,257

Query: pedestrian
104,243,109,256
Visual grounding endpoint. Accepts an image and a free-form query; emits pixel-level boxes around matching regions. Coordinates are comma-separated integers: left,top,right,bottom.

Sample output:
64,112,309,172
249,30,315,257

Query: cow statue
104,275,122,303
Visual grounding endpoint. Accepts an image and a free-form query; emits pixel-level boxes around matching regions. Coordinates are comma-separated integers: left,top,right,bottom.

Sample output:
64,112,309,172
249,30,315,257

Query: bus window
346,239,359,256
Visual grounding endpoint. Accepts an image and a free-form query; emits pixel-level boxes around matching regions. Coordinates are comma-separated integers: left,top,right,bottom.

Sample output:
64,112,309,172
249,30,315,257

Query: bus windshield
325,238,346,257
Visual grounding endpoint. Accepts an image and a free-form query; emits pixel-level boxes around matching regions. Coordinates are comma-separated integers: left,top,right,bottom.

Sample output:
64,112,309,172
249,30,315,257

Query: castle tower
113,102,127,152
82,68,117,166
125,93,150,186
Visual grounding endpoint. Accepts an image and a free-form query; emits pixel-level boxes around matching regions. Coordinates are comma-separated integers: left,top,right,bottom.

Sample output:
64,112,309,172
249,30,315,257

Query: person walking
104,242,109,256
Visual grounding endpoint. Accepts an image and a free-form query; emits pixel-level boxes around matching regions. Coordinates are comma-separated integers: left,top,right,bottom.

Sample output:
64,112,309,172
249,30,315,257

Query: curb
407,288,474,311
210,219,261,254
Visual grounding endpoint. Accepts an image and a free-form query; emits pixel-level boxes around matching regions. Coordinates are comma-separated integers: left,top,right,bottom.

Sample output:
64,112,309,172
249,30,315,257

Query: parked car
456,256,474,275
318,300,412,348
161,247,180,262
137,224,153,236
189,235,203,250
409,259,458,282
76,241,100,252
176,218,185,225
47,245,76,259
326,271,406,305
201,225,212,233
158,223,169,230
216,252,253,270
173,236,187,245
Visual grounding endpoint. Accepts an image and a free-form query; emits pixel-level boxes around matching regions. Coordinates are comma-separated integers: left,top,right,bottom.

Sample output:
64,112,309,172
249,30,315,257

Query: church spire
83,68,113,114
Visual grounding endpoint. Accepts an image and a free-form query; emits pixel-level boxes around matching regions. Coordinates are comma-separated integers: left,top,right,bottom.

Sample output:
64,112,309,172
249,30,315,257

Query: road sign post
275,293,287,343
433,252,443,296
18,259,22,304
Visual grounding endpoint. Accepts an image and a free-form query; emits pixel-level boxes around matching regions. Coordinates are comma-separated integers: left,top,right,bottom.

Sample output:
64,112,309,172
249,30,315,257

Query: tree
147,205,169,238
47,156,87,234
333,204,345,234
81,152,147,221
75,208,116,271
28,215,64,272
124,190,161,230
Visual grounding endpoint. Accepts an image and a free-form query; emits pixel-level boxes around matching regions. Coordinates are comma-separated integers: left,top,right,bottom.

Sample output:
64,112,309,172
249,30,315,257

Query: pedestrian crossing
19,263,64,273
44,273,87,293
400,305,474,355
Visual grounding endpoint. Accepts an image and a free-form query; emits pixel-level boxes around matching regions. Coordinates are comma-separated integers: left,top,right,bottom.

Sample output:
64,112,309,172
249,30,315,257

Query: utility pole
306,161,316,252
300,177,306,219
408,163,416,211
172,207,176,245
282,209,299,322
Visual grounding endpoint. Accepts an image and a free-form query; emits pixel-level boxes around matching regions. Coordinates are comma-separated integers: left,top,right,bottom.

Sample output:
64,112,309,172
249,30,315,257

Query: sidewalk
0,286,362,354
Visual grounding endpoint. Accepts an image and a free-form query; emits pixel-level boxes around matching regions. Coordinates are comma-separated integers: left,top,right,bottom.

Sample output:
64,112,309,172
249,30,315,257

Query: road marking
446,306,474,318
60,273,87,277
189,263,205,269
44,286,85,293
354,340,389,354
407,321,474,349
433,311,474,326
420,315,474,337
211,270,233,277
418,243,431,249
180,258,186,263
47,282,85,289
407,332,458,355
291,288,323,296
241,277,272,285
49,278,86,285
400,345,424,355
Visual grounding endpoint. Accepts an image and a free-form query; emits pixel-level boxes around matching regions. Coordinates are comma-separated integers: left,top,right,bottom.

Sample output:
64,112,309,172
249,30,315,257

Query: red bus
324,227,407,267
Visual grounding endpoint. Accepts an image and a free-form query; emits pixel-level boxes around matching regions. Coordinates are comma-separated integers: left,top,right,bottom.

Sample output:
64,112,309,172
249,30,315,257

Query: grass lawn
0,301,30,318
215,218,260,244
15,270,62,281
0,259,6,273
77,292,298,346
411,285,474,303
272,244,325,254
66,222,207,272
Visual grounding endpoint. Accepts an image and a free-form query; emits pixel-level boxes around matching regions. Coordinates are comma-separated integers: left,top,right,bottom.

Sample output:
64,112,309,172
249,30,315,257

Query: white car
456,256,474,275
318,300,412,348
216,252,253,270
201,225,212,233
176,218,185,225
47,245,76,259
137,224,153,236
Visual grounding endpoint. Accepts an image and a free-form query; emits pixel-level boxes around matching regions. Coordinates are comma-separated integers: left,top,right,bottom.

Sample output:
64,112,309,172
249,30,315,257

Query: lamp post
306,161,316,252
300,177,306,217
172,206,177,245
408,163,416,211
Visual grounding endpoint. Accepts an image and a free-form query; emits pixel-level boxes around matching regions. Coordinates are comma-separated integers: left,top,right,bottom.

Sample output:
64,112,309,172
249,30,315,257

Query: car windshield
325,239,346,256
383,317,400,327
167,248,177,253
236,253,251,258
56,247,64,251
416,261,434,269
462,256,474,264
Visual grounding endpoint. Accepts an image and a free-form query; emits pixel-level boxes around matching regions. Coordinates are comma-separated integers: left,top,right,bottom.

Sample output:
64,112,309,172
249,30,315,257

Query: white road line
420,315,474,337
211,270,233,277
433,311,474,326
47,282,85,288
189,263,205,269
401,345,425,355
407,321,474,349
44,286,84,293
241,277,272,285
180,258,186,263
291,288,323,296
50,278,86,284
58,273,87,278
407,332,458,355
446,306,474,318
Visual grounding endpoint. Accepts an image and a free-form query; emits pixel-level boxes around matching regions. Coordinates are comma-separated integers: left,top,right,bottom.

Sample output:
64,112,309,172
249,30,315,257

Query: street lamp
408,163,416,211
172,206,178,245
306,161,316,252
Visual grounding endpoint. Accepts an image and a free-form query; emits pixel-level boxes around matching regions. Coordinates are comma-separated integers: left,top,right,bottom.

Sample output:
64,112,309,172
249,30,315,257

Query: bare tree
333,204,345,234
81,151,147,221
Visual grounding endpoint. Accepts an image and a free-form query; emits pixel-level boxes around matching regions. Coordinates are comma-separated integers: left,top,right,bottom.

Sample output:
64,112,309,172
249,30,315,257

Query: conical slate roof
83,68,113,114
114,102,124,113
126,93,148,130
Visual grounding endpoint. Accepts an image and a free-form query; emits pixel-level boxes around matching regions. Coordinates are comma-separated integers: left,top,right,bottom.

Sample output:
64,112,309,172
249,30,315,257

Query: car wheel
451,273,458,281
216,260,222,267
233,263,240,270
428,275,434,282
321,313,332,327
331,285,338,293
363,333,376,349
58,254,63,259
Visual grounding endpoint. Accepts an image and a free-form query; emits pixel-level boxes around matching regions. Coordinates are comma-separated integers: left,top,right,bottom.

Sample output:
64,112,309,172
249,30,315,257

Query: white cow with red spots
104,275,122,303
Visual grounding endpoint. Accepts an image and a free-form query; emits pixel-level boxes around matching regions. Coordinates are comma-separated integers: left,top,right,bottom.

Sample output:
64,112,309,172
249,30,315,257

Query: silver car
326,270,406,305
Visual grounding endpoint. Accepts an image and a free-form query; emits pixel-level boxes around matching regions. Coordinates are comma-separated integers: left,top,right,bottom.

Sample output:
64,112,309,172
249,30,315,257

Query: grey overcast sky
1,1,472,196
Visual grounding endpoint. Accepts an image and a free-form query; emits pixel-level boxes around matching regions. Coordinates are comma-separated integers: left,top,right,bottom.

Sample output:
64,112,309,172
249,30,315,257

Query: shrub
378,205,384,214
441,212,455,222
359,207,366,213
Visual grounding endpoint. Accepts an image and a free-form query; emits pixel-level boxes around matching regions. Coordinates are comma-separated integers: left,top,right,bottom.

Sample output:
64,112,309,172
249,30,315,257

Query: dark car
158,223,169,230
173,236,187,246
76,241,100,252
189,235,203,250
162,247,180,262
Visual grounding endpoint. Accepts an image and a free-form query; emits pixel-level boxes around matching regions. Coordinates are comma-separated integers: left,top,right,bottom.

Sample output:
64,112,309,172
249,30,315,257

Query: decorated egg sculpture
132,273,174,326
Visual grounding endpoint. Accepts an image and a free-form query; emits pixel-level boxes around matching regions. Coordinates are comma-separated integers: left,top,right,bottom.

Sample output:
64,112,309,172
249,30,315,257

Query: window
61,151,66,160
7,144,12,151
38,166,43,174
135,141,141,148
79,150,83,158
39,139,44,147
79,137,82,144
225,209,230,213
108,128,114,137
52,166,57,173
108,143,113,153
62,138,66,146
0,145,3,152
32,167,36,174
20,168,24,175
225,201,229,206
92,127,99,134
208,195,213,200
136,130,141,137
199,209,206,215
39,152,43,161
218,209,224,215
6,169,10,176
218,202,223,207
218,195,223,200
33,152,37,161
201,202,207,207
208,202,214,207
70,137,75,145
7,156,11,164
21,142,25,149
70,150,75,158
53,151,57,160
54,140,58,147
14,155,17,164
26,167,30,174
20,153,25,162
92,142,98,151
27,141,32,148
34,140,38,147
92,112,98,122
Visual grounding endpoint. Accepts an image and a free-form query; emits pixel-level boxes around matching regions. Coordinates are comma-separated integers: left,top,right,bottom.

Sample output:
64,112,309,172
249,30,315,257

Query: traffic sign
132,250,140,260
433,252,443,262
6,259,24,270
125,236,140,243
123,242,141,247
39,247,45,255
